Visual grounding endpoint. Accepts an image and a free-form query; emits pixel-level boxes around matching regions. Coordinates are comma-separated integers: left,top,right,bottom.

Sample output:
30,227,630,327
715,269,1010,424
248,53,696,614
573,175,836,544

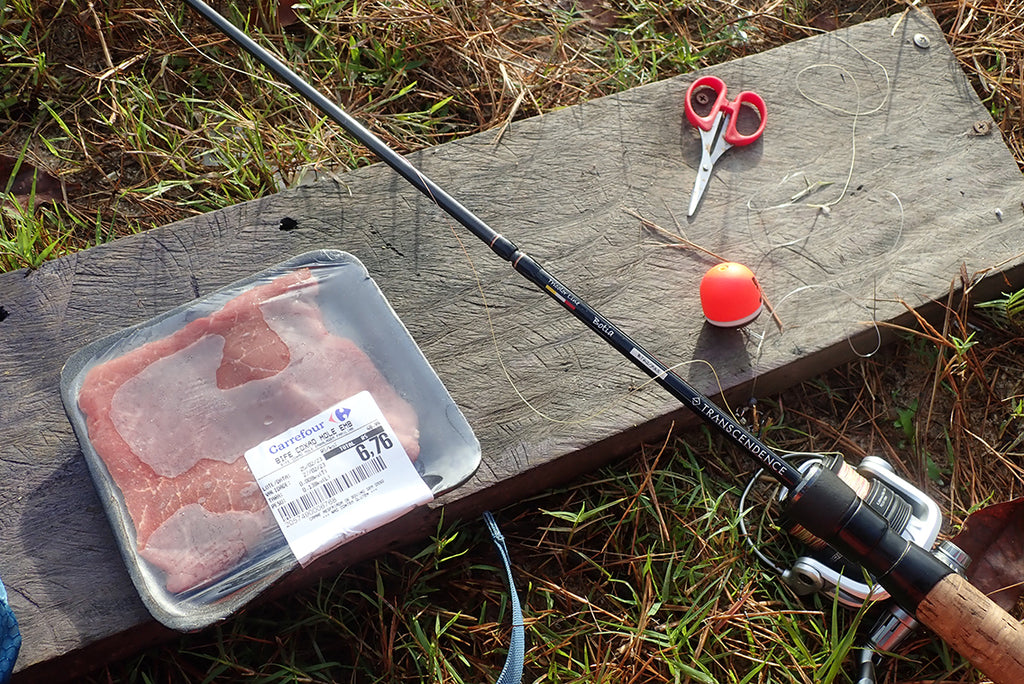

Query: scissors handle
685,76,767,146
721,90,766,146
685,76,729,132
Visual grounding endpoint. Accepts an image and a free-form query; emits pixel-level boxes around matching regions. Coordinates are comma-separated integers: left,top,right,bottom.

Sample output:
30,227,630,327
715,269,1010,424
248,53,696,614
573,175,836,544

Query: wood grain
2,10,1023,679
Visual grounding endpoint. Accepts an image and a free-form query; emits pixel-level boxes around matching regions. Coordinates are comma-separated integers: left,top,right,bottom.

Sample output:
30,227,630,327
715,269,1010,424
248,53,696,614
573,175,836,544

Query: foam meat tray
61,250,481,630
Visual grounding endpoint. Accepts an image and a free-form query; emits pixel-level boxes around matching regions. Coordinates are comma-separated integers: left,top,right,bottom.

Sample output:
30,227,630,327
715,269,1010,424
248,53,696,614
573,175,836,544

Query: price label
244,391,433,565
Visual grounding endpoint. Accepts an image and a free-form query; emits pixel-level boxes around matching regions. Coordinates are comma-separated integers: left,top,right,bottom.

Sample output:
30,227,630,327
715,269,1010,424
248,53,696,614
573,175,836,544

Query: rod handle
916,572,1024,683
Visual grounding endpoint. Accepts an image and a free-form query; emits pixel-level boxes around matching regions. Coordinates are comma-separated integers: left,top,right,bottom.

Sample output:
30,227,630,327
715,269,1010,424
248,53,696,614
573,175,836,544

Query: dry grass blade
624,208,787,330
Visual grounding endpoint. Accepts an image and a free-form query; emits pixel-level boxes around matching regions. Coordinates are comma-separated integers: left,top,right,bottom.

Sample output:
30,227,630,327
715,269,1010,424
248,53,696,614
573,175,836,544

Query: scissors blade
687,158,714,217
687,114,733,217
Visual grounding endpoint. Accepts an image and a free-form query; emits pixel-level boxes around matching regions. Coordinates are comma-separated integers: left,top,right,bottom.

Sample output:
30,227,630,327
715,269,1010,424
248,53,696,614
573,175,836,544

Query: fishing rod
180,0,802,491
182,1,1024,681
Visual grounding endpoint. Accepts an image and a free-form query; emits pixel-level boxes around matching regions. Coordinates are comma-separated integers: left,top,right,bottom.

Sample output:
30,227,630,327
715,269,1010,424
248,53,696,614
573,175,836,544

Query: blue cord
483,511,524,684
0,576,21,684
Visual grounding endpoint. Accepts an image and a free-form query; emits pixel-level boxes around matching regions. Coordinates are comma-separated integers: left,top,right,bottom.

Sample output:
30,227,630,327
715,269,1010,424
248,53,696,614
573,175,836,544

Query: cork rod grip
916,573,1024,683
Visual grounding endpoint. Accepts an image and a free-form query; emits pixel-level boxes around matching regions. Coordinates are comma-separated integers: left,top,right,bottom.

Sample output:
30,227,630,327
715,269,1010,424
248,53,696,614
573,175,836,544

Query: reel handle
916,573,1024,682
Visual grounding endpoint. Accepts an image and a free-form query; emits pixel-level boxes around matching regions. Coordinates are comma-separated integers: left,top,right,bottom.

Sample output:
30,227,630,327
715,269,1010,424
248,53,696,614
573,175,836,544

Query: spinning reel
742,454,971,683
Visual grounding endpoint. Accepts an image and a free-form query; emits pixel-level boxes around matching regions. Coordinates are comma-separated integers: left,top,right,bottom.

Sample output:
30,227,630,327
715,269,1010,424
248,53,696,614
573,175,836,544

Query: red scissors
685,75,767,216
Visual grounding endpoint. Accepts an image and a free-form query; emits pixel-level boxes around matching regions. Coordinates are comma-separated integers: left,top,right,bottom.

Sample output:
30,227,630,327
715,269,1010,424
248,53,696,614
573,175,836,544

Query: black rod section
183,0,803,489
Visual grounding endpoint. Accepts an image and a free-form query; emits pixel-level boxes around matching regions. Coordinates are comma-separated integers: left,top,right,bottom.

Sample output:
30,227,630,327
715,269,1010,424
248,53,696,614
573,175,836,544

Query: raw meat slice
142,504,276,594
77,269,421,593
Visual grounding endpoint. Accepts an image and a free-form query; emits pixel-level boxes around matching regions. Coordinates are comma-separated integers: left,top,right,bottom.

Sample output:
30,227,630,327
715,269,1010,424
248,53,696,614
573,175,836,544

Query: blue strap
0,577,20,684
483,511,524,684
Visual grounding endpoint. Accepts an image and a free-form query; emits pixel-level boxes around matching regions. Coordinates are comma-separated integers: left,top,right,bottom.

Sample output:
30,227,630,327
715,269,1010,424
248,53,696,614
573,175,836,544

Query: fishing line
746,36,891,216
453,220,745,427
738,450,848,576
738,37,901,367
399,143,662,428
452,218,754,431
797,55,890,201
745,187,905,367
756,282,885,358
740,277,887,459
440,218,607,427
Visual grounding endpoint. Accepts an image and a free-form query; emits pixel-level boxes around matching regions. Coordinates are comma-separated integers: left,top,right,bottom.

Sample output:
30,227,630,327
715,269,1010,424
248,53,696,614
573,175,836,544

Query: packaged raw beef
61,250,480,630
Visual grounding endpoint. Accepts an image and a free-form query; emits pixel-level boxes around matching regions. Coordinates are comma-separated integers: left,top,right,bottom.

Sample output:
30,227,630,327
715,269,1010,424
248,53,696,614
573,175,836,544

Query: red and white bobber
699,262,763,327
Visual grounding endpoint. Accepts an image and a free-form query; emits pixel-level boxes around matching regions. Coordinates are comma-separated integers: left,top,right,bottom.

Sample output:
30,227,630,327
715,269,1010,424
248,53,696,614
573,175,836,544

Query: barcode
275,456,387,522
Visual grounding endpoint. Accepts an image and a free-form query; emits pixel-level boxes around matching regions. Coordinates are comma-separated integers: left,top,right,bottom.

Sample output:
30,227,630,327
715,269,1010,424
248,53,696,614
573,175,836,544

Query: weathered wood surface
2,10,1023,680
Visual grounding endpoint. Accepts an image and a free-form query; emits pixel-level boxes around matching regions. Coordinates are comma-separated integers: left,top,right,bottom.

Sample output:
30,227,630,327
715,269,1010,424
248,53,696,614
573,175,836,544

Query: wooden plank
2,10,1023,679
